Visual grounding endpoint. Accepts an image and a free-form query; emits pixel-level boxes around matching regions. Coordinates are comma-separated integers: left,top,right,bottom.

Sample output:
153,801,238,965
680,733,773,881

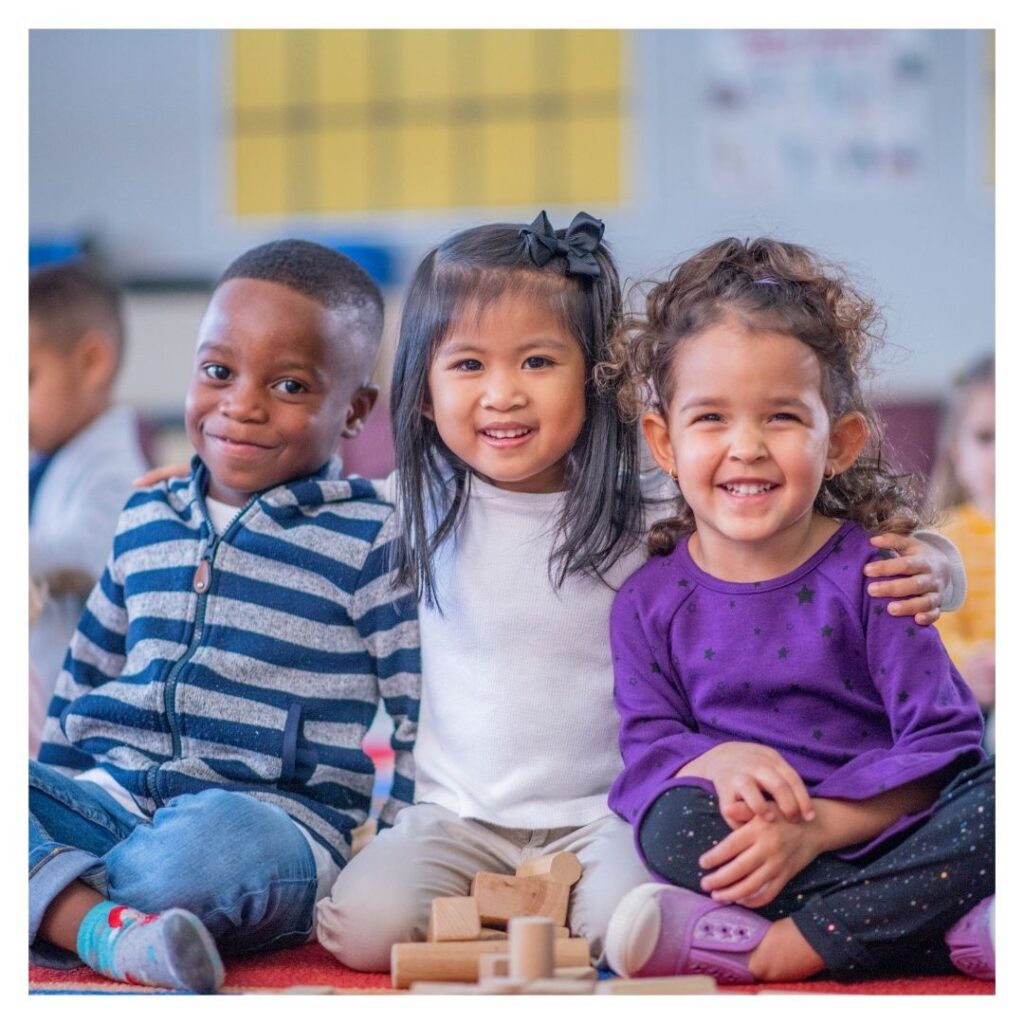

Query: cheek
792,431,829,471
563,391,587,439
183,388,209,440
673,434,715,480
423,380,467,439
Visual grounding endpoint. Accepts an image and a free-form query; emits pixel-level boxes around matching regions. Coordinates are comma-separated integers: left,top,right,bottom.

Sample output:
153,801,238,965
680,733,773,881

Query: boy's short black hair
29,261,124,357
219,240,385,373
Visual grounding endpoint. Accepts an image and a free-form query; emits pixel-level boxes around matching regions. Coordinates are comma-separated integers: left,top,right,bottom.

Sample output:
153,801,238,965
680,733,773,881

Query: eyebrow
679,395,815,411
437,337,575,357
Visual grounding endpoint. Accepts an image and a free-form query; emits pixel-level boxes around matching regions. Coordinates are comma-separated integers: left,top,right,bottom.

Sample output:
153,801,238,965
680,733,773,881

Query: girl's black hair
390,218,642,608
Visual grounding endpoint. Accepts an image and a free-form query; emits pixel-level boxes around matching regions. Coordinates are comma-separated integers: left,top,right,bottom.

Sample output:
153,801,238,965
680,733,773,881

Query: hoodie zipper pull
193,558,211,594
193,535,215,594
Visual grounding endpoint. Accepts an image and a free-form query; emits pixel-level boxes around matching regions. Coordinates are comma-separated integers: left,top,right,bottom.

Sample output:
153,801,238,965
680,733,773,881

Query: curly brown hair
601,237,925,555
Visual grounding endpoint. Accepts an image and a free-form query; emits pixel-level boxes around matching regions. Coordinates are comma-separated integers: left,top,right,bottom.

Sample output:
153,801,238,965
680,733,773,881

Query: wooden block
478,923,565,939
515,851,583,886
478,953,510,980
596,975,718,995
508,916,554,981
409,978,596,996
555,965,598,980
426,895,481,942
411,981,503,994
521,978,597,994
391,937,590,989
477,978,526,995
470,872,570,927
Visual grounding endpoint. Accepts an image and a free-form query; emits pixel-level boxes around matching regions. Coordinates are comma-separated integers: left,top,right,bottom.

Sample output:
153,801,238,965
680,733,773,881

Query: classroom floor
28,942,995,996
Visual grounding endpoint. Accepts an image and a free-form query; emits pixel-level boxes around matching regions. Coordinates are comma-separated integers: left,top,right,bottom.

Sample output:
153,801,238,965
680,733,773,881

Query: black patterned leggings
637,759,994,979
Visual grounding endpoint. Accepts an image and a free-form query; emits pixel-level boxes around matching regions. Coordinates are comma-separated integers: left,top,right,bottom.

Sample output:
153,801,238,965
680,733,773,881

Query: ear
73,330,118,391
420,394,435,422
826,411,869,477
340,384,379,440
641,409,678,480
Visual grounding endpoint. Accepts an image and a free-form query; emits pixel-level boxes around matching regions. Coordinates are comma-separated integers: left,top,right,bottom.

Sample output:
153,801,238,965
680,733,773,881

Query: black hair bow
521,210,605,278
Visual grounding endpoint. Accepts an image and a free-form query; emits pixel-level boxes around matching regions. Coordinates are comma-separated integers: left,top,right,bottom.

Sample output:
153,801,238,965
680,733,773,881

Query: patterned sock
75,901,225,992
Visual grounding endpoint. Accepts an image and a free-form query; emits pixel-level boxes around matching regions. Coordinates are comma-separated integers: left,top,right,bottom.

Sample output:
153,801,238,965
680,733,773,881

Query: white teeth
484,428,531,439
723,482,774,495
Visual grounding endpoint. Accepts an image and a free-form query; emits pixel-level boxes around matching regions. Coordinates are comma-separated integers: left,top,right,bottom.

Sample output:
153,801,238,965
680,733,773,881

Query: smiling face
642,317,866,578
185,278,374,506
425,294,588,493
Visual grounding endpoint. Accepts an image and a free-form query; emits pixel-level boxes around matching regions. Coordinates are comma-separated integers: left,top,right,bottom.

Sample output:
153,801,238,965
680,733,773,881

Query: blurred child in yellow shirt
932,355,994,751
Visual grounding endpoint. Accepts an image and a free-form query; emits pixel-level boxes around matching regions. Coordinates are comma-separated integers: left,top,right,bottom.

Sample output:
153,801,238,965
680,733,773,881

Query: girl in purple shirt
602,237,993,984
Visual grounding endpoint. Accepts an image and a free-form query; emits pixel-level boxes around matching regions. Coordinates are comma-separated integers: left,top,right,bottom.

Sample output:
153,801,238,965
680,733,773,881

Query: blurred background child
931,354,995,752
29,262,150,729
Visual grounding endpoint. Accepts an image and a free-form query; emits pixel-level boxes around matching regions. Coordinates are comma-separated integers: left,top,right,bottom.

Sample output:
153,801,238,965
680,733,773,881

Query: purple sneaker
945,896,995,980
605,883,770,983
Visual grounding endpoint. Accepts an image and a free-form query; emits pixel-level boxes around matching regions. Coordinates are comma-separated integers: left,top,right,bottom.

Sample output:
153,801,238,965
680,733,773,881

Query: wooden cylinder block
508,916,554,981
390,937,590,989
515,851,583,885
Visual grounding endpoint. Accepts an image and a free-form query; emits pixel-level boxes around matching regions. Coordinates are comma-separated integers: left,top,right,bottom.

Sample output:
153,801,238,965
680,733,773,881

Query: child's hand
677,741,814,826
134,463,191,488
698,812,821,908
865,533,947,626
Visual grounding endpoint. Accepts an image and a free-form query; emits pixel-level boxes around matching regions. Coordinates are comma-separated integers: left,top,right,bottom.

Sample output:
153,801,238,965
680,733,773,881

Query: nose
480,367,526,411
219,378,268,422
728,421,767,463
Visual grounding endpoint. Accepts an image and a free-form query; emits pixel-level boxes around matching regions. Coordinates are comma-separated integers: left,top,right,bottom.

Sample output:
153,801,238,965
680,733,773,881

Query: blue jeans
29,761,318,968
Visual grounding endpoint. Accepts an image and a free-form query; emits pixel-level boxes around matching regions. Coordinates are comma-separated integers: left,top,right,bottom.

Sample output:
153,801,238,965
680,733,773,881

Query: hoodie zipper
146,493,257,803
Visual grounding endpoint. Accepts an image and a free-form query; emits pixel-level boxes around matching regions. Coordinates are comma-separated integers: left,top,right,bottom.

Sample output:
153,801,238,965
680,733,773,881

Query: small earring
668,467,678,482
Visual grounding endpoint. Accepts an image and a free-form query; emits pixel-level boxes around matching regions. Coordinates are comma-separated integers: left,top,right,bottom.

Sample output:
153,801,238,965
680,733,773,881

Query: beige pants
315,802,651,970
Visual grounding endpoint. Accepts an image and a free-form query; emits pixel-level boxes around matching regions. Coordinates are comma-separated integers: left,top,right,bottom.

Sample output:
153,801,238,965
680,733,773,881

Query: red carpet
29,941,994,995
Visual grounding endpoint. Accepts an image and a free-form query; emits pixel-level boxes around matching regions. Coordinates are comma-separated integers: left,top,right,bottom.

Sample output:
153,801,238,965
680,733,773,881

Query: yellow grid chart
230,29,625,215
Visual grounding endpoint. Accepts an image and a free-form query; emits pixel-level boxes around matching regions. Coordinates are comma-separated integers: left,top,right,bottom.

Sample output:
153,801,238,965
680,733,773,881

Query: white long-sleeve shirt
413,475,658,828
29,404,149,698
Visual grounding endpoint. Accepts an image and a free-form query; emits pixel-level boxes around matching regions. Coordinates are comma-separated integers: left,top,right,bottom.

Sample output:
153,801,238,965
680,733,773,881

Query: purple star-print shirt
608,521,985,858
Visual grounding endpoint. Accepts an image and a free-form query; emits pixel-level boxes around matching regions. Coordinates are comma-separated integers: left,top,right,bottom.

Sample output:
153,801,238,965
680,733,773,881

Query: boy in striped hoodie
30,241,419,992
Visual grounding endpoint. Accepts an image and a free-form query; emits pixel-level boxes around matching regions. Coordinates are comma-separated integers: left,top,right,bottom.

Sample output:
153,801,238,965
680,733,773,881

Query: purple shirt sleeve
607,583,720,825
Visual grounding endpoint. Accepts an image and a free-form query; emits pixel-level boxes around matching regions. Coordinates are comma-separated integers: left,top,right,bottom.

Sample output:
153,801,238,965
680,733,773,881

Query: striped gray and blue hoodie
37,457,420,866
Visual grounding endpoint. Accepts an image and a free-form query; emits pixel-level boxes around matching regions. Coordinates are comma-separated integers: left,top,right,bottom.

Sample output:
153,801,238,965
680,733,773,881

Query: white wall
30,28,994,412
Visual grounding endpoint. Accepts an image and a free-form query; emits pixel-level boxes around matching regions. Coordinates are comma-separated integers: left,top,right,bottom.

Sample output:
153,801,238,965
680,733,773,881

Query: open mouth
479,425,535,448
481,427,532,440
719,482,778,496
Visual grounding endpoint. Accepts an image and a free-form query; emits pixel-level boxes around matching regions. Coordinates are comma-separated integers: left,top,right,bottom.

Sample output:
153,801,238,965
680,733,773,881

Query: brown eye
203,364,230,381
